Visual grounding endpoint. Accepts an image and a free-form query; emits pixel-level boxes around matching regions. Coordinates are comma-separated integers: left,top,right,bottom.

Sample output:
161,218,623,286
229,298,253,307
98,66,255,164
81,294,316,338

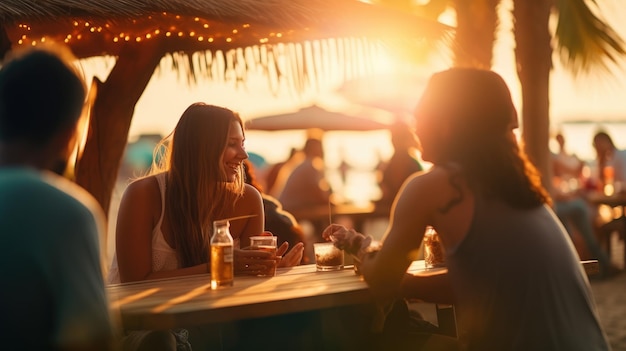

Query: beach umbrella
245,105,395,132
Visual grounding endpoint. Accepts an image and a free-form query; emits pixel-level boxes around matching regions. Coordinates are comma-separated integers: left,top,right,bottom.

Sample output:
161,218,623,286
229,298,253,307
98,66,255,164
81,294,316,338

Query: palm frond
555,0,626,74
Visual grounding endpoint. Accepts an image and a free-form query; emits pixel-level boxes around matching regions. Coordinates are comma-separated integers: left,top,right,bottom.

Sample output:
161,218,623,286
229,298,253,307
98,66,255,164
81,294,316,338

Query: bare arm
235,184,265,248
116,177,208,282
359,173,435,299
115,177,161,283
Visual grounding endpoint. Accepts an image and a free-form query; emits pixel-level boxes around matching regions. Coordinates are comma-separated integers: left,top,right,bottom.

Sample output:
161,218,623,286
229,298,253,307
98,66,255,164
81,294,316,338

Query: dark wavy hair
415,68,551,209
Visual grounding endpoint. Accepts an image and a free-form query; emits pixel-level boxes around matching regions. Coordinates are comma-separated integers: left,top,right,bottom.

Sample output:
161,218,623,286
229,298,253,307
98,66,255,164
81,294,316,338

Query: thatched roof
1,0,449,55
0,0,451,87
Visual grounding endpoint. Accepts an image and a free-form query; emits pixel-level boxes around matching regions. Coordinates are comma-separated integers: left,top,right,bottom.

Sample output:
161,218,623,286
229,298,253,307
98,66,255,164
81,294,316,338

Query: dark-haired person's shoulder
402,165,457,195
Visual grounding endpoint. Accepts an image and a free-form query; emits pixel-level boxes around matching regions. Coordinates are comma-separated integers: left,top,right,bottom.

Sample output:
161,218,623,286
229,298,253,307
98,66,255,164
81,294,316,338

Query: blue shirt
0,168,113,349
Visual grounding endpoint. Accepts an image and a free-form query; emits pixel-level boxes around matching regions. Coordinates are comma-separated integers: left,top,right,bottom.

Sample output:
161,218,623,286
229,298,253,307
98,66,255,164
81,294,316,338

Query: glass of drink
249,236,277,255
314,242,344,271
249,236,278,276
423,226,445,269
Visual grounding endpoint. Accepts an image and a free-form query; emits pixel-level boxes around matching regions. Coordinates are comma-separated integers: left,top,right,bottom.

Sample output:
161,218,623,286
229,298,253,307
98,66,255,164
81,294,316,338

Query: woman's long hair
415,68,550,209
151,103,246,267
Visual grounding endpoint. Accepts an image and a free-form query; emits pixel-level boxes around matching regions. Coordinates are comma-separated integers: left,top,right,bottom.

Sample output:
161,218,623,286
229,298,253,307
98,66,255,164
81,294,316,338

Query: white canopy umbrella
245,105,396,131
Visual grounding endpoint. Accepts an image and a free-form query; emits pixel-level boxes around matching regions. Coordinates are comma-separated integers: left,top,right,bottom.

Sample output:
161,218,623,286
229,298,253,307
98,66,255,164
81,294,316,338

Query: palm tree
375,0,625,192
514,0,625,191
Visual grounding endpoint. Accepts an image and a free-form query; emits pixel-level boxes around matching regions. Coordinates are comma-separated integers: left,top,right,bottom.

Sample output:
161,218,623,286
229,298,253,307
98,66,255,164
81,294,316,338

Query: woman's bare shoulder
121,175,161,204
242,183,263,201
404,166,457,192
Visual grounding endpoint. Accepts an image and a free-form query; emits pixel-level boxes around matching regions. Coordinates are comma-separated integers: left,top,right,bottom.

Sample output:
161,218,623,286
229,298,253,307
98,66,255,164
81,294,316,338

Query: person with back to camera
109,103,303,350
0,44,115,350
377,121,424,210
323,68,610,350
278,136,332,212
264,146,302,198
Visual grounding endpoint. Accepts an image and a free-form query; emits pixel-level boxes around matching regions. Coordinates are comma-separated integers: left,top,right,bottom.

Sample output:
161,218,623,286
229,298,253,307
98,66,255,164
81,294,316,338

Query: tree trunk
75,40,164,218
453,0,501,68
513,0,553,192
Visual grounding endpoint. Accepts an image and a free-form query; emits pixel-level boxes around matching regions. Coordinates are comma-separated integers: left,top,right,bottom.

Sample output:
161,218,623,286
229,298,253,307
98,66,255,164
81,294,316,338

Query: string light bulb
9,14,305,48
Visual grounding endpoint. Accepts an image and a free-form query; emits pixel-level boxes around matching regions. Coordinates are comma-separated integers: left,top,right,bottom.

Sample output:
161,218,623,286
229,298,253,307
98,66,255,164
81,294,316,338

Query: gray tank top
446,197,610,350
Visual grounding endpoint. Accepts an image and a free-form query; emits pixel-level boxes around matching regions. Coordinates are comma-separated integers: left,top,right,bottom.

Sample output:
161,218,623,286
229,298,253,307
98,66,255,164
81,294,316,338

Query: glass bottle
210,219,234,289
423,226,445,268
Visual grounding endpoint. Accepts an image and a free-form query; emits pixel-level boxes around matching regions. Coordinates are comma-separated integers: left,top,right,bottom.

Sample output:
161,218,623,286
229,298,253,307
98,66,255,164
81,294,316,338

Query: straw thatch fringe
161,37,396,96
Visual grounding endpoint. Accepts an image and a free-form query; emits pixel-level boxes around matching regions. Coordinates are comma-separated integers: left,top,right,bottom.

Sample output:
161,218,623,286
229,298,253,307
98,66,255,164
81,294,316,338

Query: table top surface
107,261,439,330
107,259,599,331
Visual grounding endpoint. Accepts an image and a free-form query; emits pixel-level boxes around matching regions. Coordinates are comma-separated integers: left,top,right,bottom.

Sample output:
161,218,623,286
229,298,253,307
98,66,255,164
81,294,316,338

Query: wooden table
107,261,441,331
107,259,599,334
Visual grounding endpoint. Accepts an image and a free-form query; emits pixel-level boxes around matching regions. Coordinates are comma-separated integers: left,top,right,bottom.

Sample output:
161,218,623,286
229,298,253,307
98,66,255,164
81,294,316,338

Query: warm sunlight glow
438,7,456,27
368,50,396,74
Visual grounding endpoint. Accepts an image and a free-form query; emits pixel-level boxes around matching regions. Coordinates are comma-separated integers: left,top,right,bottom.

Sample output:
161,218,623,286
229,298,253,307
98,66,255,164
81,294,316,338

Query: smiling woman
108,102,304,350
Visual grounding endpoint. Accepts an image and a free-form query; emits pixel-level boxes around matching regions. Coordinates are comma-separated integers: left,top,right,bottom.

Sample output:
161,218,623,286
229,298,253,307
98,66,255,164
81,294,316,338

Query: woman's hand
276,242,304,267
322,224,371,257
234,248,276,276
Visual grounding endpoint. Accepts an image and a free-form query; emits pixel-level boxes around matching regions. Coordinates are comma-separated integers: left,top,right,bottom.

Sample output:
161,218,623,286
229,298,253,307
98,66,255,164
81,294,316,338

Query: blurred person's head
0,43,86,174
593,131,616,158
153,103,248,267
555,133,565,150
390,121,420,152
303,138,324,159
413,68,549,208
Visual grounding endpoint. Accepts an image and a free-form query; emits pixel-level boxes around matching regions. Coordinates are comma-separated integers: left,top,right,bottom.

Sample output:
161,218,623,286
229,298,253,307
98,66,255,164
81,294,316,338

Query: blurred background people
278,136,333,212
0,44,115,350
376,121,423,209
551,133,618,277
265,146,303,198
243,159,307,264
593,131,626,189
592,131,626,270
